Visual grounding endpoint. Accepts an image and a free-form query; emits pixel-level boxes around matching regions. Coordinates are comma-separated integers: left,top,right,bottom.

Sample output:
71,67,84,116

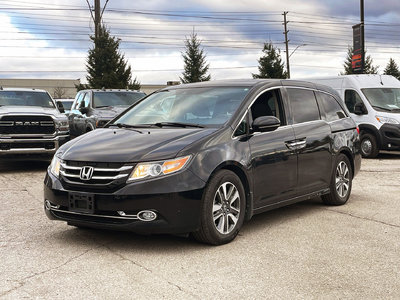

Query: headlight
128,155,191,181
375,116,400,124
50,155,62,178
96,119,111,128
56,120,69,131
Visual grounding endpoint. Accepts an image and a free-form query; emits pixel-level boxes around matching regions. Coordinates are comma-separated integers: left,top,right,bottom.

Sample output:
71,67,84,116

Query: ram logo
14,121,40,126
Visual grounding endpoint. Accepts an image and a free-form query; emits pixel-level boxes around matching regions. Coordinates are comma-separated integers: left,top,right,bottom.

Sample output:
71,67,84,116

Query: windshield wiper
109,123,144,134
372,105,392,112
153,122,205,128
95,105,111,108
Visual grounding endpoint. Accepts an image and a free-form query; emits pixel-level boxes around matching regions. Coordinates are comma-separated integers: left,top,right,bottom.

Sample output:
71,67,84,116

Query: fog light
45,200,59,210
137,210,157,222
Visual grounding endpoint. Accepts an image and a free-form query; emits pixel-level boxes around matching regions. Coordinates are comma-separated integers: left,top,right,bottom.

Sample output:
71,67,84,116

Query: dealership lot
0,154,399,299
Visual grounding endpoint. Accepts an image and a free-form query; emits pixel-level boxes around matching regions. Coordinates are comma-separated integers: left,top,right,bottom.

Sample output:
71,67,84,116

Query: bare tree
53,86,66,99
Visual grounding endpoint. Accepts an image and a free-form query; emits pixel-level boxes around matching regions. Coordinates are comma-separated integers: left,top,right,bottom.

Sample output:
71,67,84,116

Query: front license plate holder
68,192,95,214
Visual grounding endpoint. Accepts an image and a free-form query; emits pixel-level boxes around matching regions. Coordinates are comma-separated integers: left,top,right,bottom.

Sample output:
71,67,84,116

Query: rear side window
344,90,363,113
317,92,346,122
287,88,320,124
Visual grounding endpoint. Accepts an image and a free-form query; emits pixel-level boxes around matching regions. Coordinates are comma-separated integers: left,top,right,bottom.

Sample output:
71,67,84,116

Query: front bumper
44,169,206,234
0,133,69,156
379,124,400,151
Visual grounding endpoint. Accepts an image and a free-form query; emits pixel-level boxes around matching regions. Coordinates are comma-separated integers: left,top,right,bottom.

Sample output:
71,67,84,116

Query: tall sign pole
360,0,365,72
352,0,365,73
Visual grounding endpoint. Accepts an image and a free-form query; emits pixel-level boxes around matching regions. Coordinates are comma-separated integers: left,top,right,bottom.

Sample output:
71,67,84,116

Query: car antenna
379,74,384,86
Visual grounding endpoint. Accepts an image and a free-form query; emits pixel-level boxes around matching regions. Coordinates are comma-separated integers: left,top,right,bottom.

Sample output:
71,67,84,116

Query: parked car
55,99,74,115
0,88,69,159
44,79,361,245
304,75,400,158
68,89,146,137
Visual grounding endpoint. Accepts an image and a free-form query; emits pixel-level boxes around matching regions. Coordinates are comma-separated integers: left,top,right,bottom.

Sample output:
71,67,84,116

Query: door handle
285,139,306,150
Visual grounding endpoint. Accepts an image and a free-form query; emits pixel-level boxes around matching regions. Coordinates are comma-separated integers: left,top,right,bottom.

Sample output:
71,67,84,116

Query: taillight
356,126,360,134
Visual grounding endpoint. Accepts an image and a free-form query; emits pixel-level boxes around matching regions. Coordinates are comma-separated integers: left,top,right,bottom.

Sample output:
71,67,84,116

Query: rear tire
360,133,379,158
192,170,246,245
322,154,353,206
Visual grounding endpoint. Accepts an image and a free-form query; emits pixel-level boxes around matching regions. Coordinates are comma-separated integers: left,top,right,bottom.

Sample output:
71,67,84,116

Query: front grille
0,142,55,150
60,160,133,193
0,115,55,135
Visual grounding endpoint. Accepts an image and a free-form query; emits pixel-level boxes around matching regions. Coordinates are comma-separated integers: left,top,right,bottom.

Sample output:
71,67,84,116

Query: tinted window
318,92,346,122
250,89,285,125
233,116,248,137
344,90,363,113
287,88,320,124
0,91,54,108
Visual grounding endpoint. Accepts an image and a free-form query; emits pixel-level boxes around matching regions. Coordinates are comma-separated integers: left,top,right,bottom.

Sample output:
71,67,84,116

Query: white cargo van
304,75,400,158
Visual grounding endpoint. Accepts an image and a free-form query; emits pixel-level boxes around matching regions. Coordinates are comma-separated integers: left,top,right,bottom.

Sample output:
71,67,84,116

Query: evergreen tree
253,42,287,79
180,33,211,83
83,26,140,90
342,46,378,75
383,58,400,80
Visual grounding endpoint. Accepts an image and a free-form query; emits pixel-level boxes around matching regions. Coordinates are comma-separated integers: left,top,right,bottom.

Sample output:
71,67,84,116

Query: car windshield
93,91,146,108
61,101,73,110
0,91,55,108
112,87,250,127
361,88,400,111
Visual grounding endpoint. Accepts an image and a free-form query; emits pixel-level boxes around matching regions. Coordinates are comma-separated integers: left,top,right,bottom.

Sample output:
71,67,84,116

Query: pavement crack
325,208,400,229
104,245,199,299
0,247,96,297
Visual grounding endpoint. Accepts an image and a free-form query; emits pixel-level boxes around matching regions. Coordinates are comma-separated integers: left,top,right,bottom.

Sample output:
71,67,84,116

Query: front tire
360,133,379,158
192,170,246,245
322,154,353,206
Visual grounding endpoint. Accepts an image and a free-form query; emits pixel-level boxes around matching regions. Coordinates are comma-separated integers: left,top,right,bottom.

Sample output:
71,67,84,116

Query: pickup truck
0,88,69,159
68,89,146,137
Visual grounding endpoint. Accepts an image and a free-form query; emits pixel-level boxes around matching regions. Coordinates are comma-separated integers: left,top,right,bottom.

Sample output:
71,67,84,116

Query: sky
0,0,399,85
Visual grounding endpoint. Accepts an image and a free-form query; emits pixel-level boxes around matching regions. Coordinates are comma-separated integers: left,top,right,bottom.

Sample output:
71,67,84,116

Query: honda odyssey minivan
44,79,361,245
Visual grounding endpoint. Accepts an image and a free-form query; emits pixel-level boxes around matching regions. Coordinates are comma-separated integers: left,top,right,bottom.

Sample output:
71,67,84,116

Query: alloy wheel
212,182,241,235
335,161,350,198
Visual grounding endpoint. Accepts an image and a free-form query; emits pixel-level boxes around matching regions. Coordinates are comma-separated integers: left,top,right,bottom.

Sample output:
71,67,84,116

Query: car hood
94,106,128,118
61,127,217,162
0,106,61,117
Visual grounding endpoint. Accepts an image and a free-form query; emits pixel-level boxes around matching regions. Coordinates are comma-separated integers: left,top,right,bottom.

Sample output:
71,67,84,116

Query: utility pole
94,0,101,39
360,0,365,72
283,11,290,78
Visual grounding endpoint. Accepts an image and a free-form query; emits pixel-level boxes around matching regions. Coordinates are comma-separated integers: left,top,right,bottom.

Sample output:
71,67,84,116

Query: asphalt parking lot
0,153,399,299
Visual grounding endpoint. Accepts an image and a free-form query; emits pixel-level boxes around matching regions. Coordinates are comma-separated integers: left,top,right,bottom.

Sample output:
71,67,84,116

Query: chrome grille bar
61,162,132,172
60,170,128,180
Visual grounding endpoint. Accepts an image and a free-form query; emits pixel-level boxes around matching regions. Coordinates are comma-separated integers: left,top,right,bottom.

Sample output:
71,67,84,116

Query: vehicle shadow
0,160,50,173
49,197,324,252
374,151,400,160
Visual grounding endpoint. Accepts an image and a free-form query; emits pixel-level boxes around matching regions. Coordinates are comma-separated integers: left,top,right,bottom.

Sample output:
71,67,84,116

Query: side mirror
354,102,368,115
56,102,65,113
252,116,280,132
79,106,89,114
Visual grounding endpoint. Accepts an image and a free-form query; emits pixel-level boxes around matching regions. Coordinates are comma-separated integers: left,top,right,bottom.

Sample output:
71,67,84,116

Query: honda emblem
80,166,94,180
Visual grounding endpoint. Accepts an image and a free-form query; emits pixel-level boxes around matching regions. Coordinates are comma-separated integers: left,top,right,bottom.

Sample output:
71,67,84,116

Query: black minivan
44,79,361,245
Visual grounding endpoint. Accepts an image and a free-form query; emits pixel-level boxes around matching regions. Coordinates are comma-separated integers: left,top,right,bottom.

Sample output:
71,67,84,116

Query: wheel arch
338,148,355,179
209,161,253,221
358,124,381,149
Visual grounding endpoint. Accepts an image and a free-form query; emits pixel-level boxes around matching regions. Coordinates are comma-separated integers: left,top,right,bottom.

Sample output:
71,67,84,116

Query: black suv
68,89,146,137
44,80,361,245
